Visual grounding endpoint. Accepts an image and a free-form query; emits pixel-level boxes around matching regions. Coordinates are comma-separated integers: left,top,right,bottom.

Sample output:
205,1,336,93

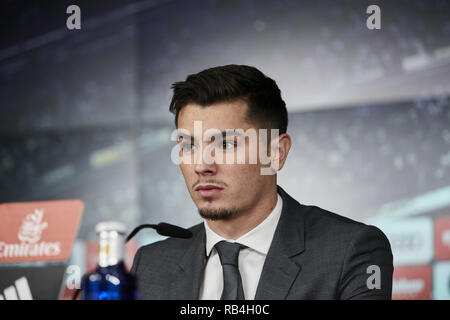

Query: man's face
177,100,272,221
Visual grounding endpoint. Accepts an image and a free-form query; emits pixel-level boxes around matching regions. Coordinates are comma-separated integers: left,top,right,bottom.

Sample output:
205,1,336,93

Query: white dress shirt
199,192,283,300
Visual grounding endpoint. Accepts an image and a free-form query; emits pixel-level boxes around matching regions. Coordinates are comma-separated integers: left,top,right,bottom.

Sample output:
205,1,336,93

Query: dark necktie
214,240,247,300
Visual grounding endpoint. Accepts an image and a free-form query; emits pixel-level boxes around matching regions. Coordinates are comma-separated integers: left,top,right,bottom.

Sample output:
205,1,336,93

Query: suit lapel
170,225,206,299
254,185,305,299
168,186,304,300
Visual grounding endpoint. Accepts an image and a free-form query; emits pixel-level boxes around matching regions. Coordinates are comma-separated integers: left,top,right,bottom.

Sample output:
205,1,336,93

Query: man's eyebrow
177,129,243,143
177,132,196,143
223,129,243,137
206,129,243,140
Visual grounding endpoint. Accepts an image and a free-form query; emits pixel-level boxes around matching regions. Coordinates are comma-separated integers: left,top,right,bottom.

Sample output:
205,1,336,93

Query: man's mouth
195,185,223,197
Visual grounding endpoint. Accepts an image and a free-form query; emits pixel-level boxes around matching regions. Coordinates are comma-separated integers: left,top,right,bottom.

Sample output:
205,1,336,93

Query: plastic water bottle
82,221,137,300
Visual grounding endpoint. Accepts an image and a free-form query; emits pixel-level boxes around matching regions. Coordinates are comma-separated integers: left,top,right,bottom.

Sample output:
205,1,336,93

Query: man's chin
198,207,240,221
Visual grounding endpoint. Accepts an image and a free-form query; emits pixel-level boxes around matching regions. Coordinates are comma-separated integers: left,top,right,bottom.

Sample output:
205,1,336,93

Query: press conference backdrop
1,0,449,299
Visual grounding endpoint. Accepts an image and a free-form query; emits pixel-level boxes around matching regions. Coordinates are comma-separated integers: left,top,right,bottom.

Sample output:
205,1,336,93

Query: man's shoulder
301,203,366,231
286,194,388,248
279,185,368,233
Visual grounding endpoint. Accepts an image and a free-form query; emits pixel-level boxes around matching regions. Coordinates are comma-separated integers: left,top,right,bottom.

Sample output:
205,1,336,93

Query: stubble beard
197,198,241,221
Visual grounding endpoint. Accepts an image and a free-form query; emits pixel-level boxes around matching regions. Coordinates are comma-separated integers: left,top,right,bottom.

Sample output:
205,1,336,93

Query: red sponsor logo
392,265,432,300
435,216,450,260
0,200,83,263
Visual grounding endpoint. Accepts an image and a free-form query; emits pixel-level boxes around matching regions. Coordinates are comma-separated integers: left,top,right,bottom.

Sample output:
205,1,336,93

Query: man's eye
220,141,236,150
181,143,195,151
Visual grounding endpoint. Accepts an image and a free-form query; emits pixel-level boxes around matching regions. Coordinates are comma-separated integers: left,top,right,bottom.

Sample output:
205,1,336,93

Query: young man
131,65,393,300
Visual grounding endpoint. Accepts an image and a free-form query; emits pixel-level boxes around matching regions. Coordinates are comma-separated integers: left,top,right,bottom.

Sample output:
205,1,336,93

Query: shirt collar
204,192,283,256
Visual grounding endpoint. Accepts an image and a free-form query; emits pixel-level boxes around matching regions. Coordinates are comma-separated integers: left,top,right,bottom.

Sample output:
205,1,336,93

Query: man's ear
270,133,291,172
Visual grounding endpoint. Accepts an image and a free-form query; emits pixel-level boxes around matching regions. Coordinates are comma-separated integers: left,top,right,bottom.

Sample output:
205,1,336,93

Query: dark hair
169,64,288,134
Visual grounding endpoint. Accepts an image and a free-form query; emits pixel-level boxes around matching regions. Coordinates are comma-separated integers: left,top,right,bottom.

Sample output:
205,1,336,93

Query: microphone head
156,223,192,239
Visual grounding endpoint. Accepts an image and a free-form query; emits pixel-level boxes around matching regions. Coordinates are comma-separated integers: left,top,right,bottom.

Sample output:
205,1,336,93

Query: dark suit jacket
131,185,393,299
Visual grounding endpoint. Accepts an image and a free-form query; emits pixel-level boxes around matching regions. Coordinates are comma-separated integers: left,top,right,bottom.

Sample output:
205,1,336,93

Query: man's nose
194,145,217,175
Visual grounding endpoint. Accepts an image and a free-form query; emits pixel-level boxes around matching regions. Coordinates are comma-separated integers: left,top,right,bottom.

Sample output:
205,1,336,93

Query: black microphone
125,222,192,242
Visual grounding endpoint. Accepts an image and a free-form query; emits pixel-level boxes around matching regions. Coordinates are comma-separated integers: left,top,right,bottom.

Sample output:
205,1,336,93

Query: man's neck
205,186,279,240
